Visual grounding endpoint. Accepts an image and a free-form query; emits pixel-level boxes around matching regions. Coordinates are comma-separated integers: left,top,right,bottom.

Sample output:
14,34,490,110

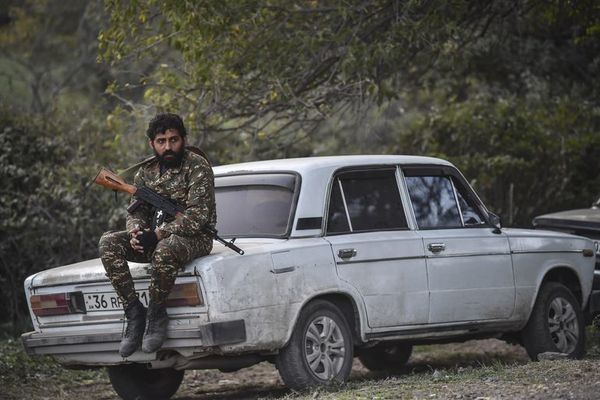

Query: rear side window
326,169,408,234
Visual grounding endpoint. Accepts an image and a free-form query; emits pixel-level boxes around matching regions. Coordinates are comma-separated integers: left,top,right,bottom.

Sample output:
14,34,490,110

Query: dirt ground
12,338,599,400
173,340,526,400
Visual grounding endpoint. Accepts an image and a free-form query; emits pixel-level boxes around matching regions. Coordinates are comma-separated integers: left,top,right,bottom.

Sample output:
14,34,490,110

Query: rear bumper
21,319,246,365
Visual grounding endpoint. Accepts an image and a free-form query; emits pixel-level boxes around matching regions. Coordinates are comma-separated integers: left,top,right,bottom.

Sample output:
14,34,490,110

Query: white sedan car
22,155,597,400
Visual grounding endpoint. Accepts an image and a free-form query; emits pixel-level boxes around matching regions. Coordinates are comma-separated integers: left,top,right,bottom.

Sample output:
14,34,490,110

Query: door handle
338,248,357,259
427,243,446,253
270,266,296,274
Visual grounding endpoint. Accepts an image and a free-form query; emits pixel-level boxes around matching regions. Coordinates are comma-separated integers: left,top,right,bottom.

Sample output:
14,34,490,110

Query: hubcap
304,315,346,380
548,297,579,354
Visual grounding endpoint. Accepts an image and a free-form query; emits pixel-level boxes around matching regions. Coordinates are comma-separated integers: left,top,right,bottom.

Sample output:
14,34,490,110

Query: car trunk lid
30,258,153,288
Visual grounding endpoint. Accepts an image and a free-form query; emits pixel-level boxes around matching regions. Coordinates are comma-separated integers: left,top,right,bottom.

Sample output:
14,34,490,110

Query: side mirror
488,212,502,233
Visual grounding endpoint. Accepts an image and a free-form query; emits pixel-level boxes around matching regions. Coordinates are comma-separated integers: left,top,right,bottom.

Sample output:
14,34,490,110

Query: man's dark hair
146,113,187,140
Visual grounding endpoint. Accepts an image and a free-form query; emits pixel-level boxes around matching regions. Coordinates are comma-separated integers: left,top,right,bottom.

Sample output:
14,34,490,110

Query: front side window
452,177,486,226
404,168,487,229
405,175,462,229
326,169,408,234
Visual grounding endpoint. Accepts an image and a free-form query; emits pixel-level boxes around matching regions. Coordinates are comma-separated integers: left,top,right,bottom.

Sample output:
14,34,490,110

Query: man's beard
156,148,185,168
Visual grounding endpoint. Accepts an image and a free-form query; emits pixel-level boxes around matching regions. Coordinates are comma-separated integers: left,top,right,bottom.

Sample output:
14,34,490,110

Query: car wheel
521,282,585,360
358,342,413,371
276,300,354,390
107,364,184,400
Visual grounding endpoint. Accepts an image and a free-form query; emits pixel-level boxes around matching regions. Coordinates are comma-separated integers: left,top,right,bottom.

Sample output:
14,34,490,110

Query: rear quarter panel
199,238,357,353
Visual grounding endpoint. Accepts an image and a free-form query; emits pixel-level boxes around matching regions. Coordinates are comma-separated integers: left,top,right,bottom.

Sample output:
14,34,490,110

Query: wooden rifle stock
94,168,137,195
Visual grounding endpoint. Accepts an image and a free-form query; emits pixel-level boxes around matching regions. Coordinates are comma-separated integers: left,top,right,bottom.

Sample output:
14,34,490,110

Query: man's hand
129,228,145,253
137,230,159,252
130,227,163,254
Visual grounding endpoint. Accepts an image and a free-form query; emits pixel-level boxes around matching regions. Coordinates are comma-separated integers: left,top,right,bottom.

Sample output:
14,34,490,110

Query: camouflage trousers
99,231,212,307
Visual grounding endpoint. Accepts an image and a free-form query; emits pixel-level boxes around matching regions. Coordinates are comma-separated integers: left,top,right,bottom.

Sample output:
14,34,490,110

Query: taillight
165,283,203,307
30,292,85,316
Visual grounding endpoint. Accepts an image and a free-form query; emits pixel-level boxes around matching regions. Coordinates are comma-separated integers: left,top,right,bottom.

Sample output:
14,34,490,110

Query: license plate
85,290,150,312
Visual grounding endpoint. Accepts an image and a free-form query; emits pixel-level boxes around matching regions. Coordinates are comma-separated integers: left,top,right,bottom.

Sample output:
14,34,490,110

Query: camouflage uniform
99,149,216,307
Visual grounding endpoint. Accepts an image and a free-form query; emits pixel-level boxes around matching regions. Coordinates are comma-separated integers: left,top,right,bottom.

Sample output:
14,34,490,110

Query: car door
324,167,429,328
402,166,515,324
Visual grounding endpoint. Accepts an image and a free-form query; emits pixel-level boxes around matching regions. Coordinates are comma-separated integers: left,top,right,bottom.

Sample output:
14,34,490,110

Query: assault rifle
94,167,244,255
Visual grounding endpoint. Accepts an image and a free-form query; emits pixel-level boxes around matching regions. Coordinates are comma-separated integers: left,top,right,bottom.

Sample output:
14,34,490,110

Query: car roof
213,155,455,238
213,155,452,176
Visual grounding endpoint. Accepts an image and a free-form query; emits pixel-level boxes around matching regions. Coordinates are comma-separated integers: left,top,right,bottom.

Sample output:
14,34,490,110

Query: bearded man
99,113,216,357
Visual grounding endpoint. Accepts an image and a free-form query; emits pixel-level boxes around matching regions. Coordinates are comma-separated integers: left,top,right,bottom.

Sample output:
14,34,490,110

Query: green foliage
0,0,109,118
98,0,600,169
401,92,600,225
0,107,127,333
282,0,600,225
0,1,147,332
310,89,600,226
99,1,529,160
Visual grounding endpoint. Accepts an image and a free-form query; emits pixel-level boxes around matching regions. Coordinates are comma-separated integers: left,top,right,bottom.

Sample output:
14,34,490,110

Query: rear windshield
215,173,297,238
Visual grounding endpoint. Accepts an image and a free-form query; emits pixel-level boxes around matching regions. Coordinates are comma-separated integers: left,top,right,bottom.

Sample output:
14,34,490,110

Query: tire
358,342,413,371
276,300,354,390
521,282,585,360
107,364,184,400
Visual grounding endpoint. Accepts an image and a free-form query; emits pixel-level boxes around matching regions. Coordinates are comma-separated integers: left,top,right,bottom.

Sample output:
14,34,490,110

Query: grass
277,326,600,400
0,338,109,400
281,357,600,400
291,359,596,400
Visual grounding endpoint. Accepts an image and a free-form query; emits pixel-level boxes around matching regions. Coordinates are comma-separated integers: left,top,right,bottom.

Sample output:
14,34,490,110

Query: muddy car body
22,155,596,399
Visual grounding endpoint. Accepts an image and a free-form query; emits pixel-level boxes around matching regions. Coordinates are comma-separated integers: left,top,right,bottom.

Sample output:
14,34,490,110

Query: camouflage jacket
125,149,216,238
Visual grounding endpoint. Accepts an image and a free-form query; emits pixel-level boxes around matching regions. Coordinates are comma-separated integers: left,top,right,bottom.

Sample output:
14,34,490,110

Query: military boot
142,301,169,353
119,298,146,358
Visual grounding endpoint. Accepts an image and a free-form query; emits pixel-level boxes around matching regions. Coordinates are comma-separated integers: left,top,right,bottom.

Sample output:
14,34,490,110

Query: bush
397,93,600,226
0,108,124,335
